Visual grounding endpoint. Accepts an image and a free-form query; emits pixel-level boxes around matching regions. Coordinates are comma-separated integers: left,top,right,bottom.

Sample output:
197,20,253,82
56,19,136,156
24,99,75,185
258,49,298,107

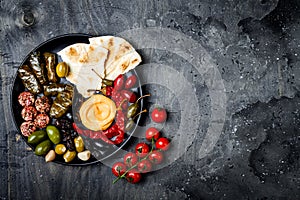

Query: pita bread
89,36,142,80
58,43,108,98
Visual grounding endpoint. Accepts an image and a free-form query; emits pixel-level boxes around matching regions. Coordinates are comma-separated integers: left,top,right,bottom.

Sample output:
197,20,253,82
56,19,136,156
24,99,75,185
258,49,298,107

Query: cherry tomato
155,137,170,151
148,150,164,164
151,107,167,123
114,74,125,91
137,159,152,173
145,127,161,141
121,90,137,103
112,162,127,177
126,169,142,184
135,142,150,158
123,152,138,168
125,75,137,89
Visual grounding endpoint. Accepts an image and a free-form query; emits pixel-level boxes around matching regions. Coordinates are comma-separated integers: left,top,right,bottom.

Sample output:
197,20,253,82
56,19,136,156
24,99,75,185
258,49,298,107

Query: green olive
74,136,84,153
35,140,51,156
127,103,139,119
46,125,61,144
63,150,76,163
55,144,67,155
28,130,47,145
56,62,69,78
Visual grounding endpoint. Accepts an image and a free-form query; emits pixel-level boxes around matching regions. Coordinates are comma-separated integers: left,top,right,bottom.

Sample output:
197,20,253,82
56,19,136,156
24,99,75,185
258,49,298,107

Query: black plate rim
10,33,143,166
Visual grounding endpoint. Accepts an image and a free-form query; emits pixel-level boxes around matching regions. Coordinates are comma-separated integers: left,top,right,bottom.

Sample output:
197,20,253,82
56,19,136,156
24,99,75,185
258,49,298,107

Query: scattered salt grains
186,179,190,185
232,125,238,133
146,19,156,27
16,135,21,142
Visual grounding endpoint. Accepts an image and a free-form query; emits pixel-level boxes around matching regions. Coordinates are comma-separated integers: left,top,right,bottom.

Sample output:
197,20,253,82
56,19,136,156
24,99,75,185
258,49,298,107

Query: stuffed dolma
43,52,58,83
18,64,42,94
44,83,67,96
49,85,73,118
28,51,47,85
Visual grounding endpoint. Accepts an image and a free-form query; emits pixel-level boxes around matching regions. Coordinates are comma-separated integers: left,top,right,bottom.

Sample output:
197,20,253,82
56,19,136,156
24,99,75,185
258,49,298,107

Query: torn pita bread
57,43,108,98
89,36,142,80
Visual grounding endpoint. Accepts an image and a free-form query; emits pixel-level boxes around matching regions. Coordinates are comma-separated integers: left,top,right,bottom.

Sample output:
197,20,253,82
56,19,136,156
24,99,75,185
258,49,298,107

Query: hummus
79,94,116,131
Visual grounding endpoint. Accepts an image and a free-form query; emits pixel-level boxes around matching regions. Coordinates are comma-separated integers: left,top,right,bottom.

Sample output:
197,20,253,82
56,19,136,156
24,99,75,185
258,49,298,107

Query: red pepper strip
88,129,114,144
103,124,118,138
89,130,103,139
99,133,114,144
82,130,91,137
112,128,125,145
73,122,123,145
73,123,91,137
73,123,83,134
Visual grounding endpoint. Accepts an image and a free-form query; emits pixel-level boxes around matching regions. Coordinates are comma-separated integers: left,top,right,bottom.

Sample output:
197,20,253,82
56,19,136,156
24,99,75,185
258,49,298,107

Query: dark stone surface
1,0,300,199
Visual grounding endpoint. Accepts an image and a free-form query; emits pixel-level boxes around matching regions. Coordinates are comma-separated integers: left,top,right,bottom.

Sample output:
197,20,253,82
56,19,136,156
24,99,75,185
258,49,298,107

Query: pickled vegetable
46,125,61,144
77,150,91,161
125,119,135,132
56,62,69,78
63,150,76,163
28,51,47,85
17,64,42,94
55,144,67,155
44,52,58,83
127,103,139,118
27,130,47,145
127,94,150,118
45,150,56,162
102,79,113,86
35,140,51,156
74,136,84,153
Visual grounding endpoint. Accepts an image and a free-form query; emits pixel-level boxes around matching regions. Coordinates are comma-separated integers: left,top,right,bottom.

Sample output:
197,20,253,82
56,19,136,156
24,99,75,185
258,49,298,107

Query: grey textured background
1,0,300,199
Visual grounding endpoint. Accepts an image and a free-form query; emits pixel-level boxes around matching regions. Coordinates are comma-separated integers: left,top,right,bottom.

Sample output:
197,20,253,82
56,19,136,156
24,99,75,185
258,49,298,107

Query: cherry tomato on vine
126,169,142,184
155,137,170,151
151,107,167,123
123,152,138,167
125,75,137,89
148,150,164,164
112,162,127,177
137,159,152,173
135,142,150,158
145,127,161,141
114,74,125,91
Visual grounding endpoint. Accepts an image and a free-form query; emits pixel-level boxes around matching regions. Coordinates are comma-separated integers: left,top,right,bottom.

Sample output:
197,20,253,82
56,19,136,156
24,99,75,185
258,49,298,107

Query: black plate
11,33,143,166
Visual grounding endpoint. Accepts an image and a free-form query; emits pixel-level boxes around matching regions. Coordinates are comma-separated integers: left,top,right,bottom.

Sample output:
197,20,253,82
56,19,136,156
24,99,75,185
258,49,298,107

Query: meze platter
11,34,145,165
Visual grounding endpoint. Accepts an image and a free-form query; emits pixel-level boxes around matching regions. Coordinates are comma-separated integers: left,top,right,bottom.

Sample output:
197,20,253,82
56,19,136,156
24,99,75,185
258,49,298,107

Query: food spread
15,34,173,185
16,35,144,164
79,94,116,131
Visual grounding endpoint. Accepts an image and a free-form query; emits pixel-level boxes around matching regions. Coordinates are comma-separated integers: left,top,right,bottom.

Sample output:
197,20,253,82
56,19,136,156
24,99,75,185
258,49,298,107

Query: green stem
112,138,156,184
